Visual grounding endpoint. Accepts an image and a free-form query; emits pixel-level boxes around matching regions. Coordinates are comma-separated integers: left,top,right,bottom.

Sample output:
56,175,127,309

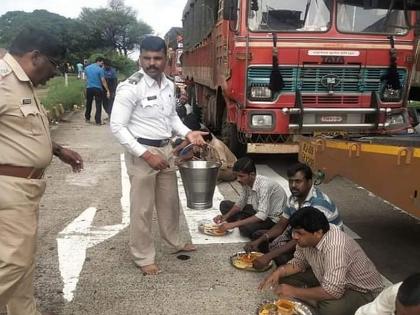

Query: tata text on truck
181,0,418,156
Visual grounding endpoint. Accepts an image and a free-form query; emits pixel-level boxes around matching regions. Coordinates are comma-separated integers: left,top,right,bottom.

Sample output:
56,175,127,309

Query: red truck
164,27,184,84
181,0,418,156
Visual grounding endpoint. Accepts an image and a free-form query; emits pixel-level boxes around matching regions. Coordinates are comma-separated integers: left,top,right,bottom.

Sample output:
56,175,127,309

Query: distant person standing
76,62,84,79
102,59,117,116
84,57,110,125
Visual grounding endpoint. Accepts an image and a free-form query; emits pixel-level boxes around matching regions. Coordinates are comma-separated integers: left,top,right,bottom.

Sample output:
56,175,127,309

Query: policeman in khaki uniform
111,36,206,276
0,28,83,315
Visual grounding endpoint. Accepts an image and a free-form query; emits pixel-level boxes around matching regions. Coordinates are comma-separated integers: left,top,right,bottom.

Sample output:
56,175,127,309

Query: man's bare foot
140,263,161,276
173,243,197,254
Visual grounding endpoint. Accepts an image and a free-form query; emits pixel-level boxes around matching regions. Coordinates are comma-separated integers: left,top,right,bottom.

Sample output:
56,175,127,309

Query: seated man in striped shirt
244,162,343,269
259,207,384,315
215,157,287,239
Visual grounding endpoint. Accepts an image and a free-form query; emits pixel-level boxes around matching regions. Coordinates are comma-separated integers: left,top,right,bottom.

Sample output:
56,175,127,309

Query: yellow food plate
230,251,273,272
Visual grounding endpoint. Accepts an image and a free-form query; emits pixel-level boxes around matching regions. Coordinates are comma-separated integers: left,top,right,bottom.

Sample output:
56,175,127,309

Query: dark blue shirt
104,67,117,80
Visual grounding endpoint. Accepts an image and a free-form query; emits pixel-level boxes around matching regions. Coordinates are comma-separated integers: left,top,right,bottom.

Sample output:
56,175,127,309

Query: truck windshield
337,0,409,35
248,0,332,32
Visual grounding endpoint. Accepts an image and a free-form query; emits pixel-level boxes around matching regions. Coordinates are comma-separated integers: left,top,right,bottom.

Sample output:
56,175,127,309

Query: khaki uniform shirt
0,53,53,168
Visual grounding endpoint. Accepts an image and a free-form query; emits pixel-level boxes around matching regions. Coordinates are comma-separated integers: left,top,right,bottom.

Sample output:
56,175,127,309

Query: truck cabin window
248,0,332,32
337,0,409,35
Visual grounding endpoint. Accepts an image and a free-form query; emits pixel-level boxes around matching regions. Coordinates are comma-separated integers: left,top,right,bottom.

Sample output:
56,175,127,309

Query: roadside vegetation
40,75,85,111
0,0,147,111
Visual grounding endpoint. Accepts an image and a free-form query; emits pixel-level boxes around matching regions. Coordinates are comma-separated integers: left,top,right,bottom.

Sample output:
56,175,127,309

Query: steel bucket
179,160,221,210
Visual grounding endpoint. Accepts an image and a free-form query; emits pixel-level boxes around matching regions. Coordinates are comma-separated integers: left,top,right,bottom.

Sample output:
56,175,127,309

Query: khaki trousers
125,144,184,267
0,175,46,315
280,269,377,315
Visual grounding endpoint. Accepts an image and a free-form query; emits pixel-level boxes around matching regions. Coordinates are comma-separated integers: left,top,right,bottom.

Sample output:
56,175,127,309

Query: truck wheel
224,123,247,158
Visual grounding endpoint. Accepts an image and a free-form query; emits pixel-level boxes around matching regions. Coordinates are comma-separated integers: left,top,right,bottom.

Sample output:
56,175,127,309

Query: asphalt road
3,110,417,315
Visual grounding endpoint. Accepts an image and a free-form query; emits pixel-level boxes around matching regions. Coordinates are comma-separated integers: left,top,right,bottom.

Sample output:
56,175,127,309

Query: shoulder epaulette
127,72,144,85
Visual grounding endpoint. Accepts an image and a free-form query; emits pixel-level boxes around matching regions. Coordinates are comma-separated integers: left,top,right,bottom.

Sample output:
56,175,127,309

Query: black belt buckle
137,137,170,147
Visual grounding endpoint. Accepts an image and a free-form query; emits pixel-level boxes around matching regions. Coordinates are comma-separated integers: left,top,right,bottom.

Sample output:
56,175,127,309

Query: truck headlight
385,113,405,126
251,114,273,128
249,86,272,99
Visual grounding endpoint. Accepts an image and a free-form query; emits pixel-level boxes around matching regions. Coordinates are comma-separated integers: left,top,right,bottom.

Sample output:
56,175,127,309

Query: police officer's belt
0,165,45,179
137,137,170,147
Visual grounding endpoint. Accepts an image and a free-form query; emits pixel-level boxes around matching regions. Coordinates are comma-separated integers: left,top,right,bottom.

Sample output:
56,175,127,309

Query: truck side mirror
223,0,238,21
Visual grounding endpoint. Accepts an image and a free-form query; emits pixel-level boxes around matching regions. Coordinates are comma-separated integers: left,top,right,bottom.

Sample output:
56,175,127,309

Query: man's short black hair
140,36,167,55
9,27,65,60
397,273,420,306
233,157,256,174
289,206,330,233
287,162,313,180
96,57,105,63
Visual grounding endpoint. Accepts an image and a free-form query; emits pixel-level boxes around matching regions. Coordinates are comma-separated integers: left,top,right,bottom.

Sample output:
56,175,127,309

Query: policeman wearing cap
110,36,207,276
0,28,83,315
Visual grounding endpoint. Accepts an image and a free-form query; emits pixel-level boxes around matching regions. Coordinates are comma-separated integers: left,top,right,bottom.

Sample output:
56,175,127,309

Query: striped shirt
283,186,343,228
235,175,287,223
289,226,384,299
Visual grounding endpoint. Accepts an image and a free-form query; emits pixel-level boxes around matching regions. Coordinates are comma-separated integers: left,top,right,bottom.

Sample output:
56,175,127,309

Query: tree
79,0,152,56
0,10,105,63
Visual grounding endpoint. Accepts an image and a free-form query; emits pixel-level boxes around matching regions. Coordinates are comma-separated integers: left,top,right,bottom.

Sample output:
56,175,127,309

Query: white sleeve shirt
355,282,401,315
110,70,190,157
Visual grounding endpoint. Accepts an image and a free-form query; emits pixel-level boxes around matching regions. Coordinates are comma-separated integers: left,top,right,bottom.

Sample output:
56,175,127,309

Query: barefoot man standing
110,36,206,275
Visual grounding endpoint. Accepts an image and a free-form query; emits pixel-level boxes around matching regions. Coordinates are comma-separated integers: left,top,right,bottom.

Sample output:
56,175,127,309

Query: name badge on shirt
147,95,157,101
22,98,32,105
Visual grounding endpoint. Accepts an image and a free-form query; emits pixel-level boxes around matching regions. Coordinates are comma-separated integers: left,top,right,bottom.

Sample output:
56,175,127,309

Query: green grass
40,75,85,111
409,100,420,108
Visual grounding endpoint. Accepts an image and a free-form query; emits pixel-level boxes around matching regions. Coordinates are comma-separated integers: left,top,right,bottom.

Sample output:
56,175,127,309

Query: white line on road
178,172,248,244
56,154,130,302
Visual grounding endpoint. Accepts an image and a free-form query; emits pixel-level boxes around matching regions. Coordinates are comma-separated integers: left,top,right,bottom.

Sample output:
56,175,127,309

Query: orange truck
181,0,419,156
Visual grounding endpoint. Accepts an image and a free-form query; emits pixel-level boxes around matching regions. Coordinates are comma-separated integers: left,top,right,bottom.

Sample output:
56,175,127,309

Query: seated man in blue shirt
244,162,343,269
84,57,110,125
215,157,287,239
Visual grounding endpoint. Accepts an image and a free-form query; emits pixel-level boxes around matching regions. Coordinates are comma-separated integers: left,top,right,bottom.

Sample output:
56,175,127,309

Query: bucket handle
179,143,222,164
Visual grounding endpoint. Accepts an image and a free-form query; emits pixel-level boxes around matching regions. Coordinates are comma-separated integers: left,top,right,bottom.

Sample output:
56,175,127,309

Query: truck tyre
224,123,247,158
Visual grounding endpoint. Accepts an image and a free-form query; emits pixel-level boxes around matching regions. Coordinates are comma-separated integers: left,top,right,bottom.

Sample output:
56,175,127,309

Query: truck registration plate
300,141,316,168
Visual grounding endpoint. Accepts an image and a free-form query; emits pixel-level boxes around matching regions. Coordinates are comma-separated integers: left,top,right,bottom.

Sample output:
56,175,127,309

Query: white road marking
57,154,130,302
256,165,361,240
177,173,248,244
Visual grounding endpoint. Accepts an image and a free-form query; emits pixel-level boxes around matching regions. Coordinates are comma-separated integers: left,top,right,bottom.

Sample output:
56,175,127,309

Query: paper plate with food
198,221,232,236
257,299,313,315
230,251,273,272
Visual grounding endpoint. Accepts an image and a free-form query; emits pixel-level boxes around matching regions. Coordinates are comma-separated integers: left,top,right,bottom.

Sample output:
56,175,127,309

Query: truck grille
247,66,407,99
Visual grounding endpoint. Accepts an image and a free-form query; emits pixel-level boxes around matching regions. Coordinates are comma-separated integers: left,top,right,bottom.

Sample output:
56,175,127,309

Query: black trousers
219,200,275,239
85,87,104,124
102,80,116,116
102,93,114,115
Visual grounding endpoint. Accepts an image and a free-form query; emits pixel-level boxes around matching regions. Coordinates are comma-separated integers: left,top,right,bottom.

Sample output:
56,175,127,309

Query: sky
0,0,186,36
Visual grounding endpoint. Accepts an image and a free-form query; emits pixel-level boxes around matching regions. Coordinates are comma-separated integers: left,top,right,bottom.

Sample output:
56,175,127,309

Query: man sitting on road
244,162,343,269
259,207,384,315
214,157,287,238
356,273,420,315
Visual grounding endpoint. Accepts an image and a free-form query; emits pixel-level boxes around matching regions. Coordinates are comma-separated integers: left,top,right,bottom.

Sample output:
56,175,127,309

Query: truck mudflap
298,136,420,218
